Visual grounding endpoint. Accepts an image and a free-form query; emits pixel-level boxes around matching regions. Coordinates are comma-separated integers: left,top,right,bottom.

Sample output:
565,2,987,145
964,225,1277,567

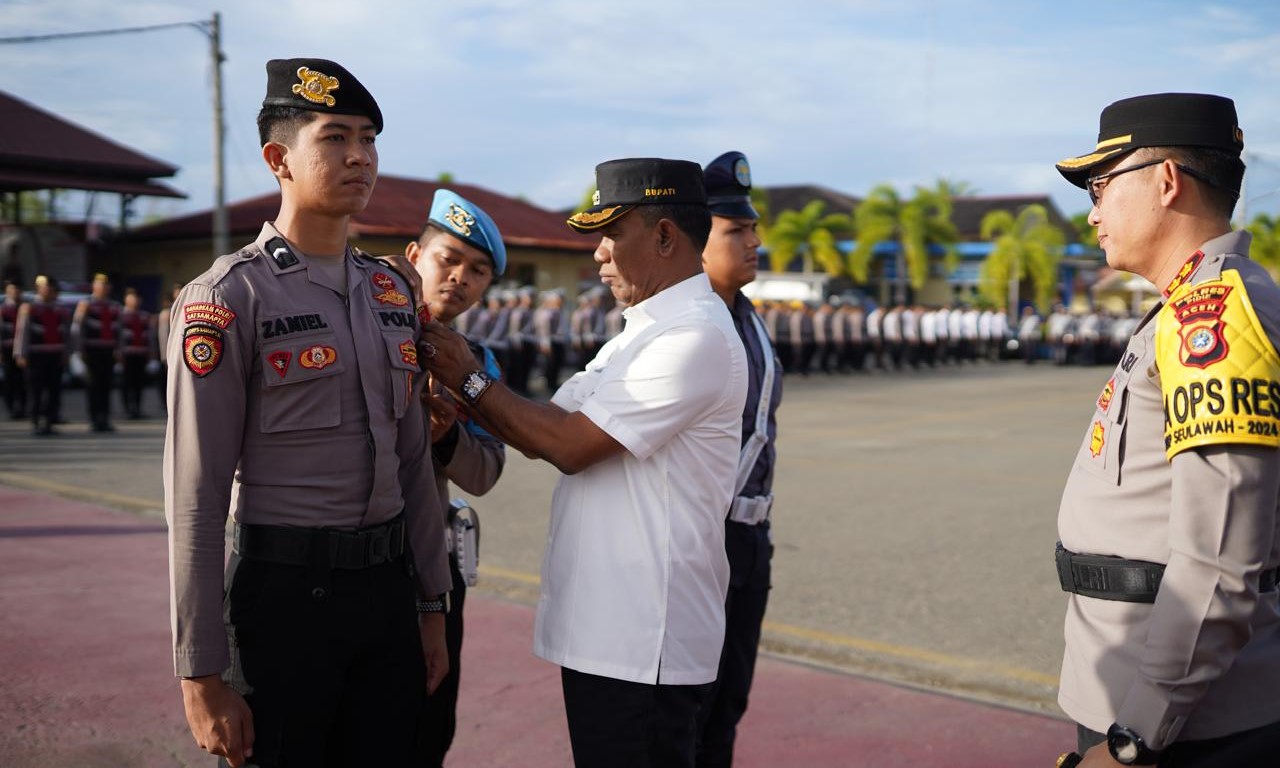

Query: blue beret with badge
703,151,759,220
428,189,506,276
262,57,384,134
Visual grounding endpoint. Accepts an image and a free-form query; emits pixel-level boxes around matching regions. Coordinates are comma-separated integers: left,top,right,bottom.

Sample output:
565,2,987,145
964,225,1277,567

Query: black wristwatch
1107,723,1161,765
459,369,494,406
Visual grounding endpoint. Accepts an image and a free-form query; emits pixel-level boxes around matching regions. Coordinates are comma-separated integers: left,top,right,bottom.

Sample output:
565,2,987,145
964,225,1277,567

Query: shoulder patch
1159,268,1280,459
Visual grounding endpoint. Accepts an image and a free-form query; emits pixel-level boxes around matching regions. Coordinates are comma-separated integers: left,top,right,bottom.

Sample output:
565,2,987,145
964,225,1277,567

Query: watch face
462,371,490,402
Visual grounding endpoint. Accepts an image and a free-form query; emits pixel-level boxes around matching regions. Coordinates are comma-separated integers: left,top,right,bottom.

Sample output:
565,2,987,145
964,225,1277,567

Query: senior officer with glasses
1053,93,1280,767
693,151,782,768
164,58,451,767
419,158,749,768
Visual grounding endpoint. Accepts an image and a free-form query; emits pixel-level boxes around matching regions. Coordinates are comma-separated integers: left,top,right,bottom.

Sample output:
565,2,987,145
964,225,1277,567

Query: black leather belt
234,515,405,570
1056,542,1279,603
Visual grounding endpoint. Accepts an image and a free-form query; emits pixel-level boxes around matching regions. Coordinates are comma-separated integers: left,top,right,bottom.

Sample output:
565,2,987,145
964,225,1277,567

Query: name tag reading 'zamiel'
1159,268,1280,460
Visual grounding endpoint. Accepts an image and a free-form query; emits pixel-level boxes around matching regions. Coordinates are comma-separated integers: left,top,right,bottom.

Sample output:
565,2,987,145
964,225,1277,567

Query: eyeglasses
1086,158,1218,206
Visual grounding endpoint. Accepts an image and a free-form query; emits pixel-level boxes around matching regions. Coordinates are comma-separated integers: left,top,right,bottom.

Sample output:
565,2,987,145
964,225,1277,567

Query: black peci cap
567,158,707,232
262,58,384,134
703,151,759,220
1056,93,1243,188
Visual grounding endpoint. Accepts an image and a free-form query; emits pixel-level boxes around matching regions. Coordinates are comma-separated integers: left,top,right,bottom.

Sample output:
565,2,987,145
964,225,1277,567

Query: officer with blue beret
695,151,783,768
405,188,507,766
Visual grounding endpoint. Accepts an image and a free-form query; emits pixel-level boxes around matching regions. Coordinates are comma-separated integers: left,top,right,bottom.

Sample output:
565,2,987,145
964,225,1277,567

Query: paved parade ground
0,360,1105,766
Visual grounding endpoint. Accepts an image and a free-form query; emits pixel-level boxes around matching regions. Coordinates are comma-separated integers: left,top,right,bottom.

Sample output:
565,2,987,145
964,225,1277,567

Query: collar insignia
1164,251,1204,297
293,66,339,107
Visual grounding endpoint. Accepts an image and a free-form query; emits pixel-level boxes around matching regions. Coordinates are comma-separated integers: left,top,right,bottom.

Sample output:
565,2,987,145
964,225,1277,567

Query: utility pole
210,13,228,259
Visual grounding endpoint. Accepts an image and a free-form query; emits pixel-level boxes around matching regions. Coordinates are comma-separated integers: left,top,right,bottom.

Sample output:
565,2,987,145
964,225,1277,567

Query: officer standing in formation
1054,93,1280,766
13,275,70,435
0,281,25,419
73,273,121,431
695,151,783,768
421,158,748,768
118,287,154,419
403,188,508,767
164,58,450,767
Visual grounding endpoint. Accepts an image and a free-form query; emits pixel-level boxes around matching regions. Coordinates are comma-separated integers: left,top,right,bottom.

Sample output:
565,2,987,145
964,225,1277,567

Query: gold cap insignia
293,66,340,107
570,206,624,227
444,203,476,237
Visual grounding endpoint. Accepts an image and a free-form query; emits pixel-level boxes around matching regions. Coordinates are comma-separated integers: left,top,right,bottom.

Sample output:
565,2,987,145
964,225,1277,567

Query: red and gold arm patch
183,326,224,377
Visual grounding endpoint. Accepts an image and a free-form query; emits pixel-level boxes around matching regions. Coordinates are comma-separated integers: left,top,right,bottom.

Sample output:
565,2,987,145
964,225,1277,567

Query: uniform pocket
1077,377,1130,485
259,338,344,433
383,333,419,419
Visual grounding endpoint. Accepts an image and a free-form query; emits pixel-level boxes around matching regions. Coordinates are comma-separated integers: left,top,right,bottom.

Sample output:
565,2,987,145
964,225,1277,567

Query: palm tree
763,200,853,275
1246,213,1280,280
978,204,1065,318
851,181,959,304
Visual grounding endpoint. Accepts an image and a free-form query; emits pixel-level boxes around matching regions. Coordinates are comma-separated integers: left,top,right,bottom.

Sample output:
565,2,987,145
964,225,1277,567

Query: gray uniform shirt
1057,231,1280,749
163,223,450,678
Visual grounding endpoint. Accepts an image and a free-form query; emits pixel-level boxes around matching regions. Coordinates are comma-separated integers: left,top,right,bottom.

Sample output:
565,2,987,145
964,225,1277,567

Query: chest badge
1097,377,1115,413
399,339,418,366
267,350,292,378
299,344,337,370
1090,421,1106,458
371,273,409,307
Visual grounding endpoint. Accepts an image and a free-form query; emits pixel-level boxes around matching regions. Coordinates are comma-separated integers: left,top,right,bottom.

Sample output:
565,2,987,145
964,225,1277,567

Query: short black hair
256,104,316,147
637,204,712,251
1134,145,1245,220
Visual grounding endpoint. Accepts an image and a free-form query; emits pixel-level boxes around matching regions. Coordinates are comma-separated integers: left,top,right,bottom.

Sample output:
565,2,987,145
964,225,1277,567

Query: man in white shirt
420,158,749,768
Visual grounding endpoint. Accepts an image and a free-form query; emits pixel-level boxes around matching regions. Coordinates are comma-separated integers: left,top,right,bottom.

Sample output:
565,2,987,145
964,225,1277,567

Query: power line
0,20,212,45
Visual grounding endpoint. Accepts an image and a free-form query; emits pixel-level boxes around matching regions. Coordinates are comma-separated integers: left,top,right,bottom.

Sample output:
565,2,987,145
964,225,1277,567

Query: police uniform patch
267,350,291,378
1164,251,1204,297
1090,421,1105,458
374,288,410,307
1158,268,1280,459
399,339,418,366
372,272,396,290
292,66,339,107
183,326,223,377
417,304,433,325
299,344,337,370
1097,377,1115,413
183,302,236,330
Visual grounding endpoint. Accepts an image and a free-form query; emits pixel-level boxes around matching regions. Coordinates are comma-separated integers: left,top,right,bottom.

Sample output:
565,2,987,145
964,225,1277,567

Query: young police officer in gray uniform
1054,93,1280,766
695,151,782,768
164,58,450,768
405,189,508,766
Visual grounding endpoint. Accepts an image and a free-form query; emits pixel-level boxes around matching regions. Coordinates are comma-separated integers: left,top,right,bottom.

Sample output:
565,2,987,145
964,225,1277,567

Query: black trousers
25,351,63,429
120,353,147,417
561,667,711,768
418,553,467,767
222,552,425,768
696,520,772,768
2,348,25,417
84,346,114,427
1078,720,1280,767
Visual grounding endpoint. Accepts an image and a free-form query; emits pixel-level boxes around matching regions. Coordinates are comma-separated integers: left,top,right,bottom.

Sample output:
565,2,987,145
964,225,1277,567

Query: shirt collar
1161,230,1253,298
621,273,713,327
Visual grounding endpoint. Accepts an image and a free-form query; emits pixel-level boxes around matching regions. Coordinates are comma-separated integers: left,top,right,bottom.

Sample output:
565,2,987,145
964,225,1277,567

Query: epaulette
196,245,260,288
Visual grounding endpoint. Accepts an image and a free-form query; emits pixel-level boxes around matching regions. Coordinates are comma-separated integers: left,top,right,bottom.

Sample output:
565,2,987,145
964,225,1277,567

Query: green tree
1246,213,1280,279
851,181,959,303
978,203,1065,315
762,200,853,275
436,171,455,184
1070,211,1098,246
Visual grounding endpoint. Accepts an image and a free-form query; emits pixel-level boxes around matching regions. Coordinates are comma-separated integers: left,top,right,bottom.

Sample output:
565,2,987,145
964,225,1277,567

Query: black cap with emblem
262,57,384,134
703,151,759,220
567,158,707,233
1056,93,1243,189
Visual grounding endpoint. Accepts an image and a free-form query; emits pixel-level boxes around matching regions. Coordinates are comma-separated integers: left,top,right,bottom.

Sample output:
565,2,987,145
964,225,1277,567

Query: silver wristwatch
460,369,494,406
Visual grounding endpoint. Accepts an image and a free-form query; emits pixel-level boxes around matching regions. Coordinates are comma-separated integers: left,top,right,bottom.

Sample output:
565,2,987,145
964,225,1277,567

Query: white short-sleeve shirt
533,273,749,685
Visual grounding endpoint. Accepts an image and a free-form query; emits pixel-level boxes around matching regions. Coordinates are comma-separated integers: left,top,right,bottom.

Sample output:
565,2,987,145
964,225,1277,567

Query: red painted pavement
0,486,1075,767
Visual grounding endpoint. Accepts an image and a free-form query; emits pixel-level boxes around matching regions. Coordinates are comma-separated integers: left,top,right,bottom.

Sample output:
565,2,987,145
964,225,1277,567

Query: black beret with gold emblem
262,57,383,134
1056,93,1243,188
567,158,706,233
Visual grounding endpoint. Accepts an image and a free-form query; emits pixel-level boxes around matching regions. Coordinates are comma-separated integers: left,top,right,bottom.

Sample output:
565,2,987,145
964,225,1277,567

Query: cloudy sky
4,0,1280,227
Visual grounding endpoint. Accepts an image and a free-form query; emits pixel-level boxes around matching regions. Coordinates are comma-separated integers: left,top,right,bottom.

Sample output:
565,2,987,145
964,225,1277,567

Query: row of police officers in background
0,275,181,434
